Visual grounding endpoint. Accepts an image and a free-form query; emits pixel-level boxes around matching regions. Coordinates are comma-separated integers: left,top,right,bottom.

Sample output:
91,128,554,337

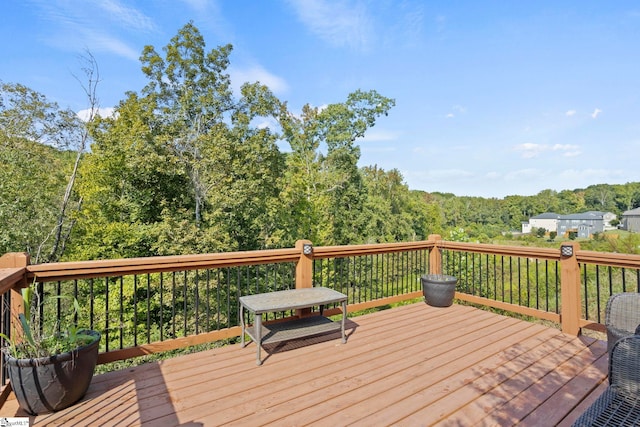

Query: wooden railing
1,235,640,395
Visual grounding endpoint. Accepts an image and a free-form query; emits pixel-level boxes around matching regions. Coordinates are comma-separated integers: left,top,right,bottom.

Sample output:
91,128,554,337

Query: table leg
240,304,246,347
341,300,347,343
255,313,263,365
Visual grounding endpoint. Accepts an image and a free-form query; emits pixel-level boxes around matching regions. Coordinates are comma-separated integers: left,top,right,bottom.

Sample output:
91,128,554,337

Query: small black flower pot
421,274,457,307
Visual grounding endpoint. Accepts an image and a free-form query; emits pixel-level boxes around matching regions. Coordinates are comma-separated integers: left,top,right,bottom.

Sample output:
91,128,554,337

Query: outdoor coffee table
239,287,348,365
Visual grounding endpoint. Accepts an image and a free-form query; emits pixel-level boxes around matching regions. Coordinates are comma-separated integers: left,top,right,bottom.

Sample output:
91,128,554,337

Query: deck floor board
0,302,608,426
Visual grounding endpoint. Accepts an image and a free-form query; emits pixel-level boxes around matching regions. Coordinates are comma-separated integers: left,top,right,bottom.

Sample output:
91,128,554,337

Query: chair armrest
606,293,640,332
609,335,640,394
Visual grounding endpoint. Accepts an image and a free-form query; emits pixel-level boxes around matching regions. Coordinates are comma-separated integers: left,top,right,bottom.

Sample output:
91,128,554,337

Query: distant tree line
2,23,640,262
425,183,640,244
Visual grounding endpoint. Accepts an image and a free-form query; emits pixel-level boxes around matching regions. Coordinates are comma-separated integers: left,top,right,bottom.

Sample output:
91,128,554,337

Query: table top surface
239,287,347,313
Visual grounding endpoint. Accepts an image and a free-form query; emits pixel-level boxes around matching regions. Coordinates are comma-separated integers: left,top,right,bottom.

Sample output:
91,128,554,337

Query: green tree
0,135,71,258
74,23,285,258
558,189,586,213
584,184,616,212
139,22,235,228
73,92,193,260
278,90,395,245
0,78,91,262
612,183,640,213
204,82,285,250
361,166,414,242
503,195,536,230
533,189,560,213
631,187,640,210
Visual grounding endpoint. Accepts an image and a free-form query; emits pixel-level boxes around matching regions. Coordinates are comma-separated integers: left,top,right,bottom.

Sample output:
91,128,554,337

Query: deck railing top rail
576,250,640,269
311,240,435,258
0,267,26,295
438,241,561,260
437,240,640,269
25,247,301,282
10,239,640,285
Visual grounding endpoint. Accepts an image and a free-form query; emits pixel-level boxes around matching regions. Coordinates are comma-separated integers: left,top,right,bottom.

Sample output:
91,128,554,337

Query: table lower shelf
246,315,341,345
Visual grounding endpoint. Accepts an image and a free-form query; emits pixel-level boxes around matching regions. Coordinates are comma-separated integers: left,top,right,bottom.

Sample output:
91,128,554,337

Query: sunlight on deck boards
1,302,608,426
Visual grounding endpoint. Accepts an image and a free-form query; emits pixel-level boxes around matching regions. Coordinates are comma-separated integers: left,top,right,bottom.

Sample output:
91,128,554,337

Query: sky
2,1,640,199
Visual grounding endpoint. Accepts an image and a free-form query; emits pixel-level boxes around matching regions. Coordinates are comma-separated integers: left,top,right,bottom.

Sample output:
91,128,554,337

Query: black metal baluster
133,275,138,346
105,276,109,352
119,276,124,349
146,273,151,343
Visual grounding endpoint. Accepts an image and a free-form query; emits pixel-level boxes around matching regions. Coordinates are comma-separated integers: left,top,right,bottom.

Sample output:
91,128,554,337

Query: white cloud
563,151,581,158
445,105,466,118
515,143,545,158
558,168,625,182
77,107,116,121
552,143,579,151
428,169,475,179
286,0,374,51
180,0,211,14
554,144,582,157
33,0,153,60
515,143,582,158
504,168,543,181
254,116,280,131
591,108,602,119
398,4,425,45
91,35,140,60
565,110,576,116
359,130,399,142
363,145,397,154
97,0,156,32
231,66,289,96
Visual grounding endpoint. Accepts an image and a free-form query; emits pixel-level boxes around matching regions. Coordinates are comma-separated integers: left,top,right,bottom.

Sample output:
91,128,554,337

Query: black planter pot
4,330,100,415
421,274,457,307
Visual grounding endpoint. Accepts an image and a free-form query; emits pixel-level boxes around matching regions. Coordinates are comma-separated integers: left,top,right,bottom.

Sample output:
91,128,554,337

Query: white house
522,212,560,234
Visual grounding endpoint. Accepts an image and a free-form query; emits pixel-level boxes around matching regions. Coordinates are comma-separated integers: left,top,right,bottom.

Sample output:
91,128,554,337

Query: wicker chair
572,334,640,426
605,292,640,357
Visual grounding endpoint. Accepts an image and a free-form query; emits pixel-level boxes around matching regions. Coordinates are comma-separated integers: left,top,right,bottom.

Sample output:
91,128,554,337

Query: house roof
559,211,603,220
623,207,640,216
530,212,560,219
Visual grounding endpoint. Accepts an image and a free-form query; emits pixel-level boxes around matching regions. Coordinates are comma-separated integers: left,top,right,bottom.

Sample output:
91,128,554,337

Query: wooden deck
1,302,608,426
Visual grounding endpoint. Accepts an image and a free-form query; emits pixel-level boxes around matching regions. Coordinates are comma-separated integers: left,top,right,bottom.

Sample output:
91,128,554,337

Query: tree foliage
0,80,89,262
277,90,395,245
72,22,286,258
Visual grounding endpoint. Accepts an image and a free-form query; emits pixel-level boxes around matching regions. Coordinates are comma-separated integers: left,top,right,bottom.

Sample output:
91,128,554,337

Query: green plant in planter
1,286,96,359
1,284,101,415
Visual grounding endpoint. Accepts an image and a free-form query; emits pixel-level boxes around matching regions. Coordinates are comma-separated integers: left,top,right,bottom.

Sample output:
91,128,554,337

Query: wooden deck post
560,242,581,336
0,252,29,408
428,234,443,275
295,240,314,317
295,240,314,290
0,252,30,276
0,252,30,349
